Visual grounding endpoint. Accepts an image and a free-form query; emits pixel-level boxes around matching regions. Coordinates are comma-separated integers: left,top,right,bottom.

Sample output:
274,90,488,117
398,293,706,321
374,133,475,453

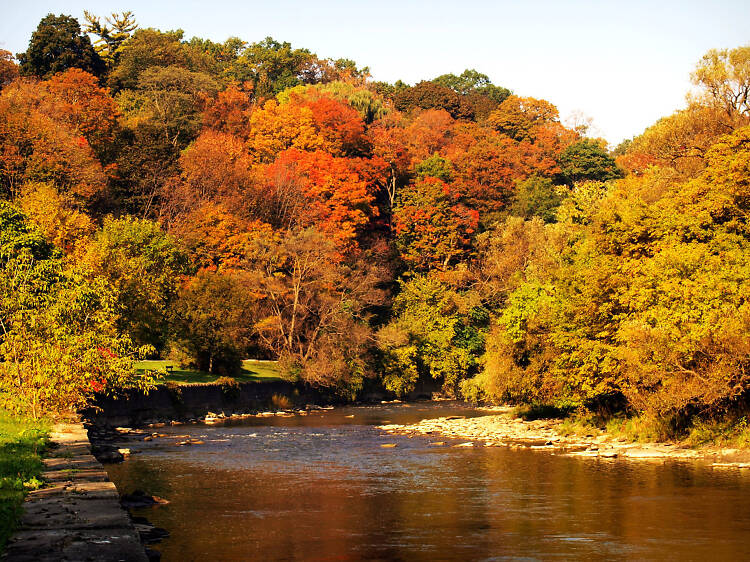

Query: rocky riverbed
378,408,750,466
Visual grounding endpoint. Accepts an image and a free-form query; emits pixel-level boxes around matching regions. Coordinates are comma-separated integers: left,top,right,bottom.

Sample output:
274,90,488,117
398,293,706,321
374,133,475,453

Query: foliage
83,11,138,67
18,182,94,253
0,51,19,91
432,69,510,103
17,14,105,79
0,412,48,551
378,275,486,397
170,269,255,375
394,81,474,120
393,177,478,272
556,139,623,186
509,176,564,223
0,79,108,202
248,229,384,396
691,44,750,118
81,217,187,350
0,219,156,417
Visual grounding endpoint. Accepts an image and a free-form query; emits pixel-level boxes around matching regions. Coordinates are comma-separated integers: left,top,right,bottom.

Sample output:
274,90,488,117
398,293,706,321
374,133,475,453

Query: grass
135,359,284,385
0,412,49,552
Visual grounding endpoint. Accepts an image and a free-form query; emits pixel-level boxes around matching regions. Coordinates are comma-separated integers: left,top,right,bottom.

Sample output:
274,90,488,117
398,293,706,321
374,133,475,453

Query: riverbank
0,414,48,552
1,422,149,561
378,408,750,465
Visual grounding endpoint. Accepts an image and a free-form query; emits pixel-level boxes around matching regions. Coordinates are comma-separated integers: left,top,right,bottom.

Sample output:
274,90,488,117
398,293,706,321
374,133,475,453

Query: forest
1,12,750,439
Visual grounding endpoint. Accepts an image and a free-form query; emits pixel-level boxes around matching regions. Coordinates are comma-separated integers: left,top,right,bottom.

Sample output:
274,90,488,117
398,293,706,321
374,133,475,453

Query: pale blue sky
2,1,748,145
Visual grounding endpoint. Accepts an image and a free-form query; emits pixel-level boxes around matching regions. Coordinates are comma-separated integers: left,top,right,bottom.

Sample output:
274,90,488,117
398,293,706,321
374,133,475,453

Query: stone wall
84,381,341,427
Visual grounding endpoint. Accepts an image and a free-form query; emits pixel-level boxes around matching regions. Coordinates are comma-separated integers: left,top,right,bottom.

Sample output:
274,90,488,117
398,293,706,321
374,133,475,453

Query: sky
2,0,748,145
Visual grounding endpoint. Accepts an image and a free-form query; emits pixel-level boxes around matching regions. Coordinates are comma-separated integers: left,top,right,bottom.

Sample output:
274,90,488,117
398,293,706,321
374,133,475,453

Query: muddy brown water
105,403,750,560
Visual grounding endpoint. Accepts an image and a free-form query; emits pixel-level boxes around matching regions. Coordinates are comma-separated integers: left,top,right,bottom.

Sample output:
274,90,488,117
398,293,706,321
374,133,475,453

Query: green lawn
0,412,49,551
135,359,284,384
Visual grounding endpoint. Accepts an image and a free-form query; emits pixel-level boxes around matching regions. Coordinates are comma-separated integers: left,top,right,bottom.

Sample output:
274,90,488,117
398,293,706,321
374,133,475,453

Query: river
105,402,750,560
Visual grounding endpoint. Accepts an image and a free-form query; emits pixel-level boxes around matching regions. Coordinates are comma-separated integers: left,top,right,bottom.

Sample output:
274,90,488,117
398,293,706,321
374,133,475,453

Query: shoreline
378,408,750,466
2,422,150,562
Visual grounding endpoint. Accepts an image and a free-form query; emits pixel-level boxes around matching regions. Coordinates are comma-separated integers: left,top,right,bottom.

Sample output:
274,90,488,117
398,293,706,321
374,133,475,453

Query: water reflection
106,404,750,560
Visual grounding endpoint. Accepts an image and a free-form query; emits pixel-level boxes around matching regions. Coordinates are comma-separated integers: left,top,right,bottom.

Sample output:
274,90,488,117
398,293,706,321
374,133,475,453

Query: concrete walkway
2,423,147,562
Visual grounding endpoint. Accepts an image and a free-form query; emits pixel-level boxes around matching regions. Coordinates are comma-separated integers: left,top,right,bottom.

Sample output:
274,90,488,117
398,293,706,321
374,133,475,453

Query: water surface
106,403,750,560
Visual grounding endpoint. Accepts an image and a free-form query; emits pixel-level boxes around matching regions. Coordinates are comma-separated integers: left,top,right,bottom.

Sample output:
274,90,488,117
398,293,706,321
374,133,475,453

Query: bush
216,376,240,400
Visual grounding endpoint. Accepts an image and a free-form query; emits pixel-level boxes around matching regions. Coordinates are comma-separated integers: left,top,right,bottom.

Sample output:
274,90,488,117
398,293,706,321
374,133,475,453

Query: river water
105,403,750,561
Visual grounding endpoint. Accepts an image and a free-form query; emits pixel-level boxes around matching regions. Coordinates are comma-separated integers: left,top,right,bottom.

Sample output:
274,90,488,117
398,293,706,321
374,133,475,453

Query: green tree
510,176,564,223
17,14,105,79
108,28,215,91
171,270,255,375
378,275,486,397
432,68,510,103
556,139,623,186
0,203,153,417
81,217,188,351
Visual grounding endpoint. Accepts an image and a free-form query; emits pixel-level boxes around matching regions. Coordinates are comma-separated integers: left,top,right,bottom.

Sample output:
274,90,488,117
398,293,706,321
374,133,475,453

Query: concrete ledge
2,422,148,562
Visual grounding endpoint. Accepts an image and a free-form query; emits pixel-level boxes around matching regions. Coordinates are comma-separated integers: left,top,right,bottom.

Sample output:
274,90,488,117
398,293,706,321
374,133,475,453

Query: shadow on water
105,403,750,561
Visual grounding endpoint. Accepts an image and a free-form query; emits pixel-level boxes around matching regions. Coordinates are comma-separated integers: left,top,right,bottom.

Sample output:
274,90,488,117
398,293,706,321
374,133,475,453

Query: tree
432,69,510,119
692,45,750,118
378,275,486,397
0,200,54,260
17,14,105,79
18,182,94,254
202,83,254,138
108,28,215,91
0,51,19,90
229,37,316,99
0,202,153,417
0,80,107,202
248,229,384,395
257,149,377,252
171,270,255,375
393,177,478,271
394,81,474,120
118,65,219,150
487,95,560,142
509,176,564,223
626,104,737,177
83,11,138,66
556,139,623,186
44,69,120,160
81,217,187,351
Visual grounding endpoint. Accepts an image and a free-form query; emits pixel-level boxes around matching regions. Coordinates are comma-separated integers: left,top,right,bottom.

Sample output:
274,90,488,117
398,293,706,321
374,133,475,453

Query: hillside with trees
1,12,750,442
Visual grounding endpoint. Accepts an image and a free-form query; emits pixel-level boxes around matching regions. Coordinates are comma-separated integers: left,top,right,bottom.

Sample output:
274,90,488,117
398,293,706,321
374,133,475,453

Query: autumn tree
248,229,384,395
393,176,478,272
0,202,154,417
487,95,560,142
394,81,474,120
0,80,107,203
692,44,750,119
202,83,254,137
257,149,376,252
18,182,94,254
0,51,19,90
44,68,121,161
378,275,487,397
